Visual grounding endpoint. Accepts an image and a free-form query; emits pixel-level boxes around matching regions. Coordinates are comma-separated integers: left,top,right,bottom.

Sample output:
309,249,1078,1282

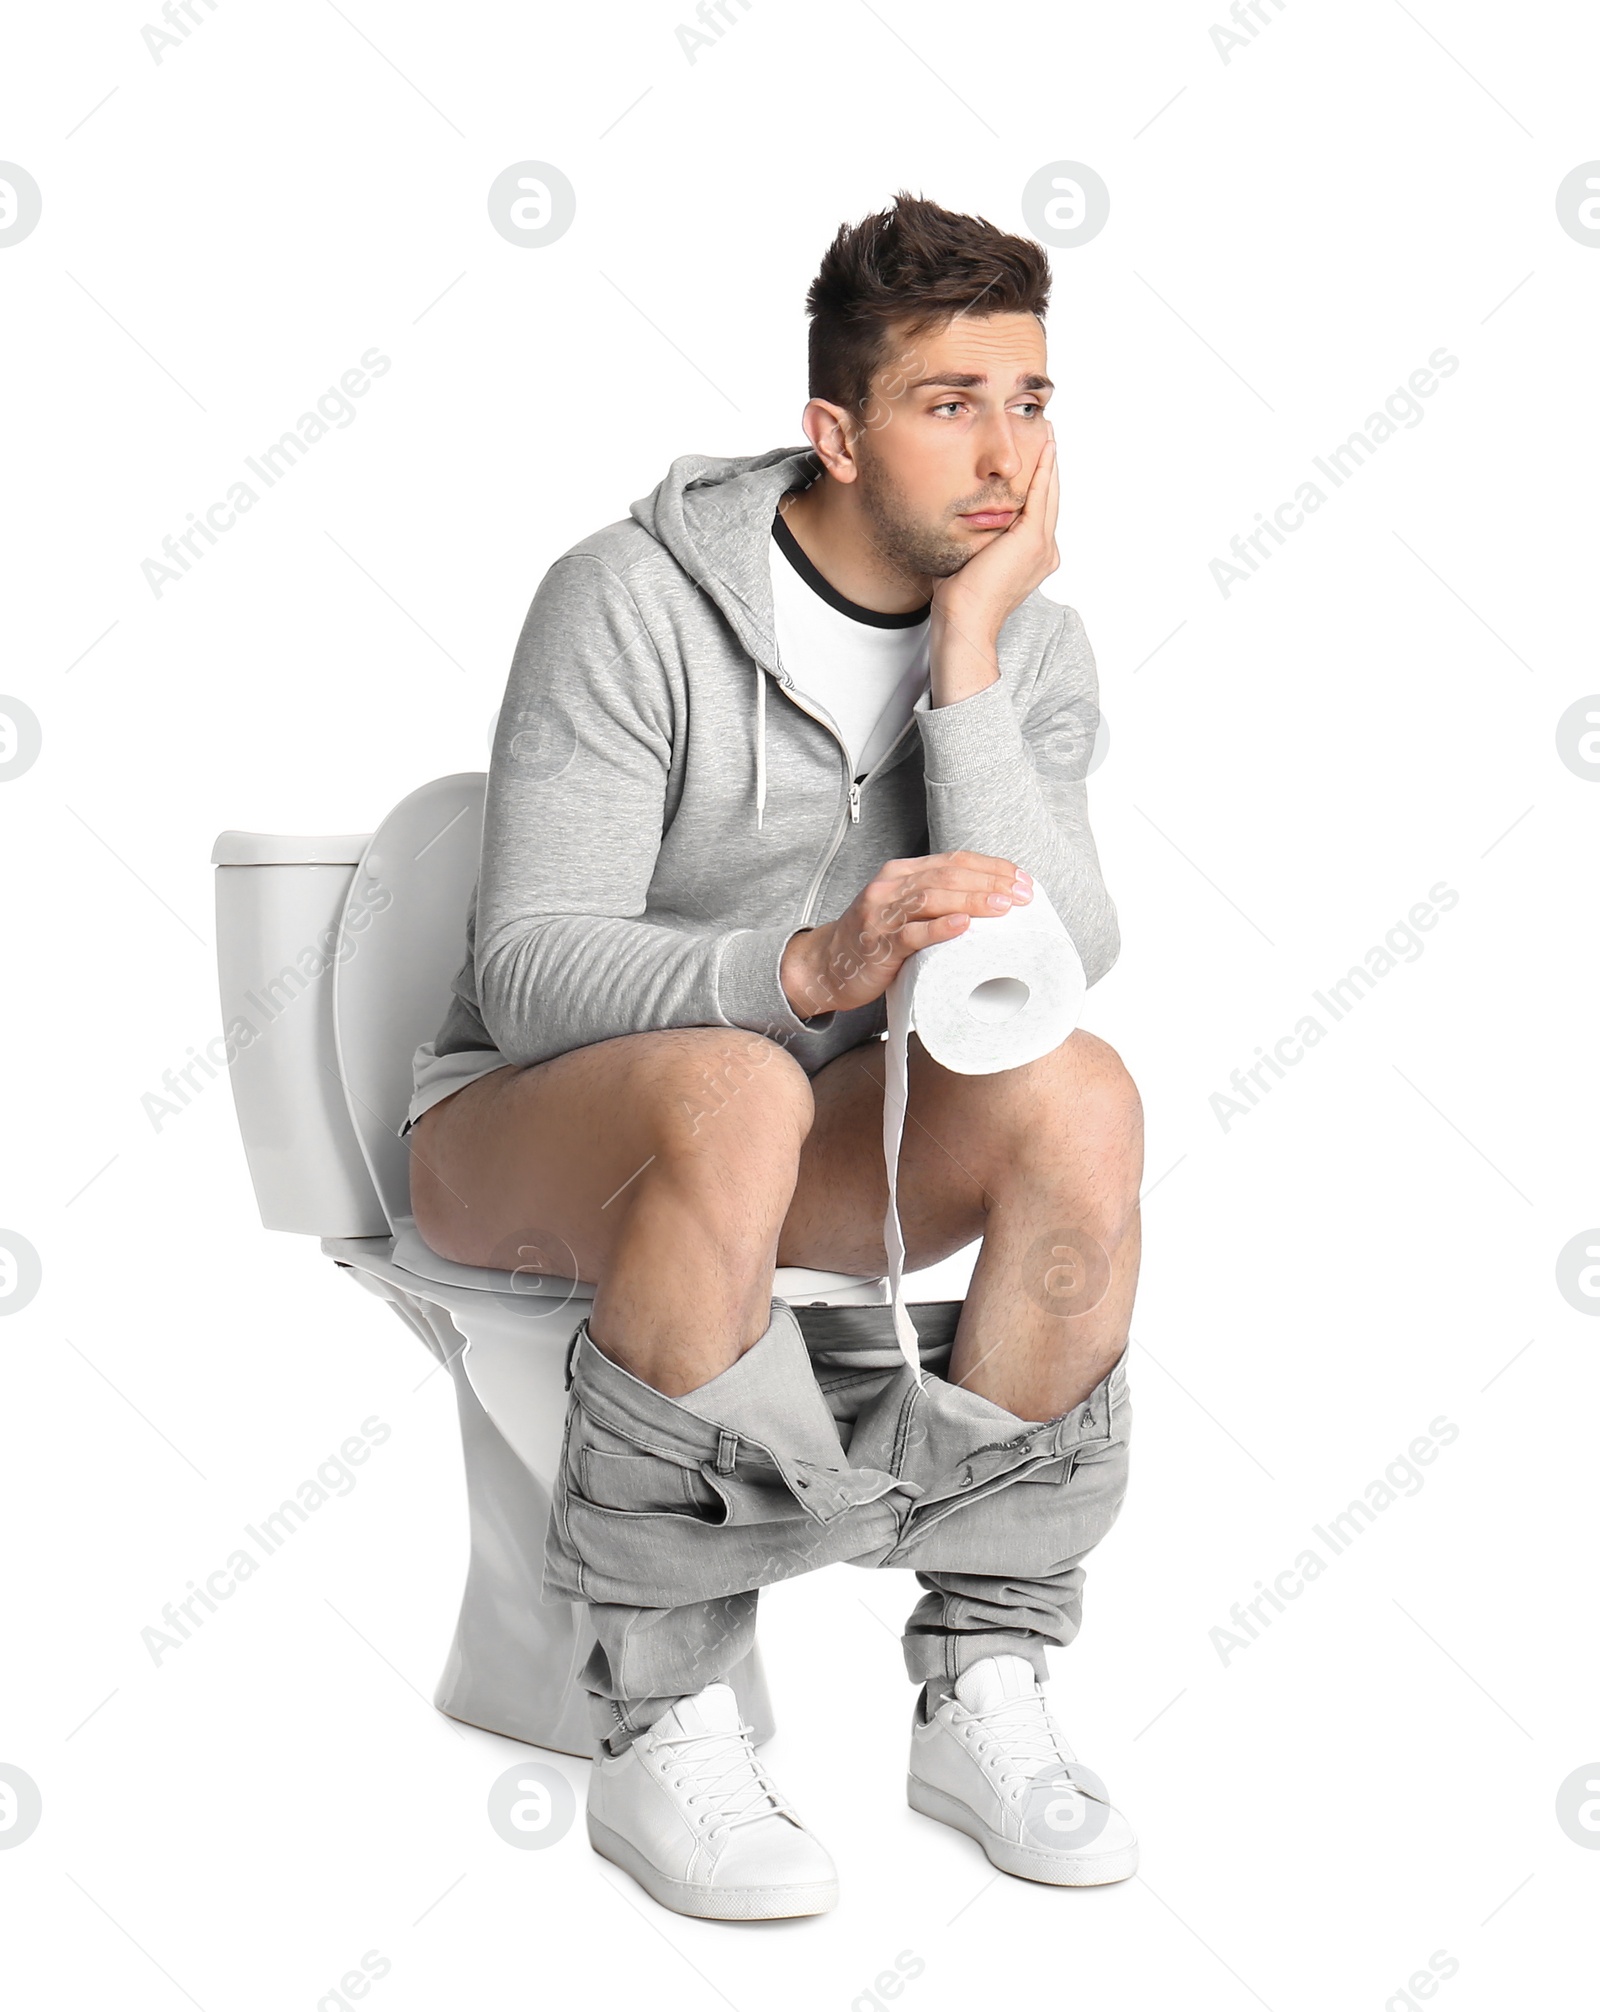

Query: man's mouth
956,507,1018,531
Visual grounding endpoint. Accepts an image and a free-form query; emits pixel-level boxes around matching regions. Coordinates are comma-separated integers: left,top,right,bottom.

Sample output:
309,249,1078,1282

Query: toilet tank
212,829,390,1237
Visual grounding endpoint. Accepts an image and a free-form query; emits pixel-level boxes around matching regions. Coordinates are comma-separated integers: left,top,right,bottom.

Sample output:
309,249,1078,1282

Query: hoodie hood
631,446,823,830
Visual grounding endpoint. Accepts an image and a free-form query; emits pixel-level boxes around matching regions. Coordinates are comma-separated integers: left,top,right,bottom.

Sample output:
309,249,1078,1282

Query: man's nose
973,411,1025,487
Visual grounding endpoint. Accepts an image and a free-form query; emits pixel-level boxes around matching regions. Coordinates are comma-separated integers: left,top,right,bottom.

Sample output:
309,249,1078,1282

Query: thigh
776,1033,990,1276
407,1026,807,1278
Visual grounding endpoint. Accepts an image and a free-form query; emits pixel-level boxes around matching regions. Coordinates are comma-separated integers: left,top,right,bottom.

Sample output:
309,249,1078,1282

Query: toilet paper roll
881,879,1087,1380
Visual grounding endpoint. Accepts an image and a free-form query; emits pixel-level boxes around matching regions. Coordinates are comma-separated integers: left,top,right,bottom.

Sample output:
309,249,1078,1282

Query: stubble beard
854,441,981,585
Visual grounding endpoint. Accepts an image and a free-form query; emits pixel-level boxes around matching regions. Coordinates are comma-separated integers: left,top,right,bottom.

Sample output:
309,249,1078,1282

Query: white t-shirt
768,508,931,781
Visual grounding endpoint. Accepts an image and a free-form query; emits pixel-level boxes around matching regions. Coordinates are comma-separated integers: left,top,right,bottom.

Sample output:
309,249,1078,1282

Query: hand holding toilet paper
881,878,1087,1380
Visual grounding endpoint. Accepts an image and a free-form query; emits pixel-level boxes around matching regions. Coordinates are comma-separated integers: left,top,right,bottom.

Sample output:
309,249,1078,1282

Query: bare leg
409,1028,814,1397
411,1023,1142,1419
779,1027,1143,1421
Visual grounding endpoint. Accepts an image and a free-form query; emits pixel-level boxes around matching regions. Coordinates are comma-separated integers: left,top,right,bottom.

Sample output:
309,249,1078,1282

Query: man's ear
800,396,862,485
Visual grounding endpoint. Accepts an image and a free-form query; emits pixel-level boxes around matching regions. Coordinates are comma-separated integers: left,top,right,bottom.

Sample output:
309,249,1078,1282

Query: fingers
925,845,1038,885
893,912,974,954
1019,423,1057,519
875,885,1021,926
1015,420,1059,577
868,854,1034,928
919,849,1032,880
821,852,1042,1013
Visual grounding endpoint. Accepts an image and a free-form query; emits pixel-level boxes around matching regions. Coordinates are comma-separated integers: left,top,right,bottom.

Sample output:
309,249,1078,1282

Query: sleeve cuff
915,673,1029,788
715,924,837,1041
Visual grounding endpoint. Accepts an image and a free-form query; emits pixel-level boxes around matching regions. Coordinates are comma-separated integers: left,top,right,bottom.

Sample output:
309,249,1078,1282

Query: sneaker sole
906,1774,1138,1887
587,1813,839,1920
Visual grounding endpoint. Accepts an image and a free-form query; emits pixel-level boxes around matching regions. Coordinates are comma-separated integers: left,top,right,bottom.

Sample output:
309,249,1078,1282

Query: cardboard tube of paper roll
881,879,1088,1381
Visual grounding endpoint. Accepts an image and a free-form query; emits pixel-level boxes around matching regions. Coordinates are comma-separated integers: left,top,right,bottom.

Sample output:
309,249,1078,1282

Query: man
407,192,1143,1920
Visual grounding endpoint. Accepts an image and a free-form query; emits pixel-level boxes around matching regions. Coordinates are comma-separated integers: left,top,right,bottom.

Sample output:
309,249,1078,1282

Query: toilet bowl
211,772,948,1756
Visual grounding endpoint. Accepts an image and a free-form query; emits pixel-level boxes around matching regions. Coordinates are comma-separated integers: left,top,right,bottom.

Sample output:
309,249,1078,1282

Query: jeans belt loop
714,1429,739,1476
562,1320,584,1393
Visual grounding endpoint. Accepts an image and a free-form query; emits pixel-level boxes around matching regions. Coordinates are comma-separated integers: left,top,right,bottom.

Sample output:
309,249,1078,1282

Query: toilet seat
388,1219,585,1298
386,1216,893,1309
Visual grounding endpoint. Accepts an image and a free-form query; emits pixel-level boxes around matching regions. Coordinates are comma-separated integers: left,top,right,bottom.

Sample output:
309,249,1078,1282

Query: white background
2,1,1597,2006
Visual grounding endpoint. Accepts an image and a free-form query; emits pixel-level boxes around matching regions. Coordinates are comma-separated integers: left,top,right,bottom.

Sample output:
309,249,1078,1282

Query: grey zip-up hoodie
425,444,1118,1086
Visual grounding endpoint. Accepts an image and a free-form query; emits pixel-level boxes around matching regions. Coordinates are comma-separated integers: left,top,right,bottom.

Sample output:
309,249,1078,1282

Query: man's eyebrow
899,372,1055,393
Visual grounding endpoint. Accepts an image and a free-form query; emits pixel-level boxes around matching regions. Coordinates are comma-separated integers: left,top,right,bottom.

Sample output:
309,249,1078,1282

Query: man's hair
805,191,1050,425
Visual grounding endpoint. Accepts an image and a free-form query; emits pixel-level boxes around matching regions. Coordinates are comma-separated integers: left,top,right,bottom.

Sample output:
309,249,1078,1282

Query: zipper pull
848,780,861,823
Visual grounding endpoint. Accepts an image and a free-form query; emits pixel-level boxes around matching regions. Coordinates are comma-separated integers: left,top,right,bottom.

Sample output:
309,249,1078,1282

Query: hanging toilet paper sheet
881,879,1088,1381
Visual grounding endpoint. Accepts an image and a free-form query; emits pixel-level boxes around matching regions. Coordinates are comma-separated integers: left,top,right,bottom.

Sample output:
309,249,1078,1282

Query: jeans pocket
568,1403,729,1524
579,1447,725,1520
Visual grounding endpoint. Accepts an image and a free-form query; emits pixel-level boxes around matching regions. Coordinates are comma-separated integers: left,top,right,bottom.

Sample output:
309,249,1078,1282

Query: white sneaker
907,1654,1138,1885
587,1683,838,1920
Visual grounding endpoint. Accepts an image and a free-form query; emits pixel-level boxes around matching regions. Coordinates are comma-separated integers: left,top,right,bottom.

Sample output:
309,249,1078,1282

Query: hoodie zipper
767,668,920,927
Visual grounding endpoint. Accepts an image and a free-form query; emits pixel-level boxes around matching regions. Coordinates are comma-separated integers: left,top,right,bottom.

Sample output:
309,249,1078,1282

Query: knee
647,1031,815,1177
1063,1032,1143,1152
1018,1030,1143,1142
998,1031,1143,1193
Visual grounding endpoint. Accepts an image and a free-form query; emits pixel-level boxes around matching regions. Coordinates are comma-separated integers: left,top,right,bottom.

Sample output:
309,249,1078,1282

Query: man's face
850,310,1053,580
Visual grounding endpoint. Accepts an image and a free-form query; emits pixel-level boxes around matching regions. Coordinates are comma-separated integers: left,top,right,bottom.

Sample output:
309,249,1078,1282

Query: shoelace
652,1721,794,1834
952,1690,1086,1798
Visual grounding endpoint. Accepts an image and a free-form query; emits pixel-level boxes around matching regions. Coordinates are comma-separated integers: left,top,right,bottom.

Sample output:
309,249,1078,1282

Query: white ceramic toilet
211,771,940,1756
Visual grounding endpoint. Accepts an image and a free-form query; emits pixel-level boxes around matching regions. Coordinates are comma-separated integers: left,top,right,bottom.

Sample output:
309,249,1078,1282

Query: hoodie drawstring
755,664,767,831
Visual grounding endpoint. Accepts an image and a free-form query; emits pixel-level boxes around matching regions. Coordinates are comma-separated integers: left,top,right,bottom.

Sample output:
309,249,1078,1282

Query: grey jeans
541,1295,1132,1756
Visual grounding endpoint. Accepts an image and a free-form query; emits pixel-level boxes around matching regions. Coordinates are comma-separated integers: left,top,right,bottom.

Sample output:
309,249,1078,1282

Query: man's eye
931,401,964,417
1013,401,1044,418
